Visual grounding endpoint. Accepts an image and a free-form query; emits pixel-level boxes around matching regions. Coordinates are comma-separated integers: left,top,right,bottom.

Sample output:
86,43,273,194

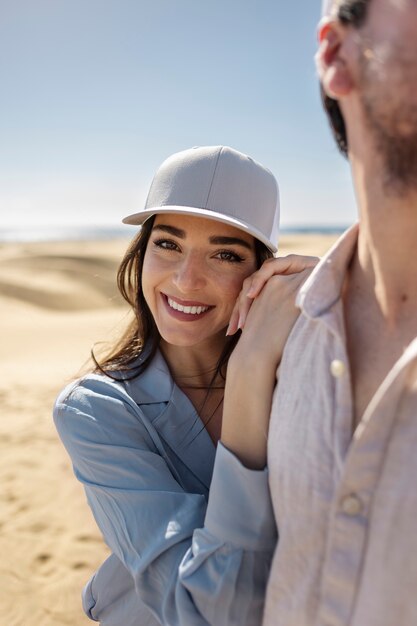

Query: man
261,0,417,624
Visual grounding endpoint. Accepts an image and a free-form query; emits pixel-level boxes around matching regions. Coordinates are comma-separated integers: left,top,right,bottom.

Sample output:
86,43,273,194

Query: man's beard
359,44,417,195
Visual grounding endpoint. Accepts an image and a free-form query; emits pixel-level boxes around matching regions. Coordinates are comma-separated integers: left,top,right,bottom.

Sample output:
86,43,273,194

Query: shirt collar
296,223,359,319
125,349,215,490
125,349,174,405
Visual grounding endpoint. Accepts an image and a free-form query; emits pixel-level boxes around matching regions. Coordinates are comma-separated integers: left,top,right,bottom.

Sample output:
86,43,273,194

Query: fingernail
226,323,233,336
237,316,243,331
246,285,256,298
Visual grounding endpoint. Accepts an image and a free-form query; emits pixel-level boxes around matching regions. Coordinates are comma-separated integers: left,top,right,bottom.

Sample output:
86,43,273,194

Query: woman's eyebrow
152,224,186,238
209,236,253,250
152,225,253,250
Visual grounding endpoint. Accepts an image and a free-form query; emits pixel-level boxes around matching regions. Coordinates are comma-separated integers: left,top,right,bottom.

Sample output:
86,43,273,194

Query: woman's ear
315,17,354,99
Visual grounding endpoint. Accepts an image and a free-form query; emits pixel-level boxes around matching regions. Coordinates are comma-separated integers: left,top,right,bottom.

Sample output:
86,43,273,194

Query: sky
0,0,358,230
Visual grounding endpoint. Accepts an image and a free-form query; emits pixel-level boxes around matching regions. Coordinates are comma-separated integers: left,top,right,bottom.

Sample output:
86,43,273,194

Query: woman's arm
54,377,276,626
221,256,318,470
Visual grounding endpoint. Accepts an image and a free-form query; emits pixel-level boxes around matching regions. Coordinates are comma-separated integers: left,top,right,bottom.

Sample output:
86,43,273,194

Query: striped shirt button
341,494,363,516
330,359,346,378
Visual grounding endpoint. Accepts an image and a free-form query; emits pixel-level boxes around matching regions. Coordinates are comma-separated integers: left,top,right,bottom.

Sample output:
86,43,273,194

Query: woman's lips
161,294,214,320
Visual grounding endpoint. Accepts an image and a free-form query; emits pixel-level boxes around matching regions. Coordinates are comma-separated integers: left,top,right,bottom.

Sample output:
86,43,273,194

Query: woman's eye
216,250,243,263
153,238,180,251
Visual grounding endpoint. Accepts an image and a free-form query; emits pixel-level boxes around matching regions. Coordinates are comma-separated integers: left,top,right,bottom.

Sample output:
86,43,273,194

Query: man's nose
173,253,206,292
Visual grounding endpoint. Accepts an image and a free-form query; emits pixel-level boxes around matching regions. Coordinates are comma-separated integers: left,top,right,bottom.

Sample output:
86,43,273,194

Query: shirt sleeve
53,377,277,626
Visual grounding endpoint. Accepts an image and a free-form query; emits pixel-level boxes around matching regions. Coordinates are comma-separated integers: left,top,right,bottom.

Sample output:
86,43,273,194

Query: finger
265,254,319,276
277,265,315,292
236,291,255,330
226,302,241,336
247,255,319,298
226,275,254,334
291,265,316,286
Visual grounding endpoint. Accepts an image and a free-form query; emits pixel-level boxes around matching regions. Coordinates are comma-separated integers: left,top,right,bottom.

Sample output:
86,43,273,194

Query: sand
0,233,339,626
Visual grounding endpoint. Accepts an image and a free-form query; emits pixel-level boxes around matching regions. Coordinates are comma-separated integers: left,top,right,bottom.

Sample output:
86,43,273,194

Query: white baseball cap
123,146,280,253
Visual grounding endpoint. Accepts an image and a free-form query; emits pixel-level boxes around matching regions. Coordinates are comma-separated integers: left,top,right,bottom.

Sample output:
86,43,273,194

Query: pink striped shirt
264,225,417,626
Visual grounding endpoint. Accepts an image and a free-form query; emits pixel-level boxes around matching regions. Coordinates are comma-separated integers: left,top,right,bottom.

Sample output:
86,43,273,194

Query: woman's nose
173,254,206,292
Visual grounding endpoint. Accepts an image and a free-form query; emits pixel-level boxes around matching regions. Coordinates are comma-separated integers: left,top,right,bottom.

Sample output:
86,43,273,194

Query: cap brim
122,206,278,253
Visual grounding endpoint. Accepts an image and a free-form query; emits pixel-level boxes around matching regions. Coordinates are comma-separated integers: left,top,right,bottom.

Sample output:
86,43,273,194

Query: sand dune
0,242,125,311
0,233,338,626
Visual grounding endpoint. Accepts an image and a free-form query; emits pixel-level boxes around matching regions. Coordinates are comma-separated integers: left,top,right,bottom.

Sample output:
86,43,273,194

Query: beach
0,233,339,626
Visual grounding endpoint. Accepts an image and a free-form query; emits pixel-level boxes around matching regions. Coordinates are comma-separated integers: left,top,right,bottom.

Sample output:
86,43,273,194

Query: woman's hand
220,255,318,470
227,254,319,336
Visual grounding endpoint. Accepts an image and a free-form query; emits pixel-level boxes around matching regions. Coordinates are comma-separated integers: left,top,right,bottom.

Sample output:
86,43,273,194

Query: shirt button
330,359,346,378
341,494,363,516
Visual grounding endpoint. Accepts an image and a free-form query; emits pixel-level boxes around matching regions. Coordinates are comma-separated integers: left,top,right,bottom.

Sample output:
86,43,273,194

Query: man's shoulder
296,225,358,317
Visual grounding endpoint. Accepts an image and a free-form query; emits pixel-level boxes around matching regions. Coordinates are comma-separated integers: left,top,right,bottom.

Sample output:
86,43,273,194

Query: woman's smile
162,293,214,320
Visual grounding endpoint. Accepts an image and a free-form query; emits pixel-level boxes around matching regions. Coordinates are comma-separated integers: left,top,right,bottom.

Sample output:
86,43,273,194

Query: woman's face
141,213,258,350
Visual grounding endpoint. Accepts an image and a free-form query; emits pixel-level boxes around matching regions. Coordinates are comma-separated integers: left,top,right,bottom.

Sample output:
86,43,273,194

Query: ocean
0,225,350,243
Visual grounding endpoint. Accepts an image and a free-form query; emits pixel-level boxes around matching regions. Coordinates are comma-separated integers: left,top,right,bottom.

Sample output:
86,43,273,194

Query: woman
54,145,316,626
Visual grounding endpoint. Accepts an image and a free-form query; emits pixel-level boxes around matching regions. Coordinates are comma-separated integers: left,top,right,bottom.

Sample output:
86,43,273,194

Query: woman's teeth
167,297,209,315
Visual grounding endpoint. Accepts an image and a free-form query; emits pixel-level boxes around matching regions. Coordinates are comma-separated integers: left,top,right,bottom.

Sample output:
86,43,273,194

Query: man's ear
315,17,354,99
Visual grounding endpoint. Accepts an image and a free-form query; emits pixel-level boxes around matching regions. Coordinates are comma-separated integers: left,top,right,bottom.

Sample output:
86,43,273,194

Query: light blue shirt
54,350,276,626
